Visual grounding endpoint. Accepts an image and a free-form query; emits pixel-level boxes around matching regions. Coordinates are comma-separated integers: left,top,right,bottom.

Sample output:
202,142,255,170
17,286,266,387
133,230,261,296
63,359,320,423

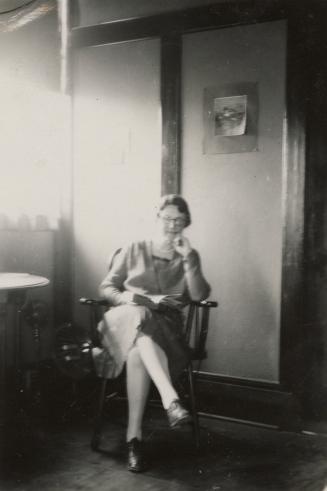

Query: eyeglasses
160,215,186,226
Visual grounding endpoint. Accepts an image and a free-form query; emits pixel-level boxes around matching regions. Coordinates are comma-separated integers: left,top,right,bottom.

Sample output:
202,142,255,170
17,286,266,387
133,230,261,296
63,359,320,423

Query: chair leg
187,363,200,449
91,378,108,451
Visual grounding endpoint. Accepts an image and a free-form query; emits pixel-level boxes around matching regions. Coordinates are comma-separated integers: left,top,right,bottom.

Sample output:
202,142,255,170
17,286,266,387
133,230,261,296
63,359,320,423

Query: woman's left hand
173,236,192,259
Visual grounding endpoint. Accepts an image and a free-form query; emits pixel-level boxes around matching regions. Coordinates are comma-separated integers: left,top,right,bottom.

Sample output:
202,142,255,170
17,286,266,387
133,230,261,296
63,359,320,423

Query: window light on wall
0,75,70,230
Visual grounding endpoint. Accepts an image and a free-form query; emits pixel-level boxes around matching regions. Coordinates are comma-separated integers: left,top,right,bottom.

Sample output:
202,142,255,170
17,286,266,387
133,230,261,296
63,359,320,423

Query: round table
0,272,50,292
0,273,50,431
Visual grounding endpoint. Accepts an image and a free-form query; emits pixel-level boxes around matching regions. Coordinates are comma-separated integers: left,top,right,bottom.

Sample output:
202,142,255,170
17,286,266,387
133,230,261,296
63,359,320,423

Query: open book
132,293,184,310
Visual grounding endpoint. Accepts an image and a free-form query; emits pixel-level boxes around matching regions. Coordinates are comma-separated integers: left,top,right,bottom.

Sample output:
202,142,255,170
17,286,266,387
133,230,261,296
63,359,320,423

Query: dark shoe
166,399,191,428
127,438,145,473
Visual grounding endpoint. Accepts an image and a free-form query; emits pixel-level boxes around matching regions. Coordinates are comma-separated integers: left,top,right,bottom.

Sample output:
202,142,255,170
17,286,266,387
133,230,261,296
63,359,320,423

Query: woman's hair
158,194,191,227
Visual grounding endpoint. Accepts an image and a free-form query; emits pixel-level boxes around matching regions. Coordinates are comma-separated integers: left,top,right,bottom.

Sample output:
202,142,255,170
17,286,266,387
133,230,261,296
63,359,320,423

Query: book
132,293,183,310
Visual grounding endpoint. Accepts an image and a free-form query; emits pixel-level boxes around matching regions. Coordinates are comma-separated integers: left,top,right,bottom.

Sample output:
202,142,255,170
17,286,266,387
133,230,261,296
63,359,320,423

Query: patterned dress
93,240,210,380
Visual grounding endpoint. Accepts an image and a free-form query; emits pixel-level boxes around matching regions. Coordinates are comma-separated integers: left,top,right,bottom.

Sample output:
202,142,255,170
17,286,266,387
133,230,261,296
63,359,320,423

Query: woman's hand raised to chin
173,236,192,259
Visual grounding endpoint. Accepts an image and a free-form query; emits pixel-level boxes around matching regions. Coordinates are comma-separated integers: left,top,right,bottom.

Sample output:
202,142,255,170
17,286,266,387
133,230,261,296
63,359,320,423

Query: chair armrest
80,298,218,308
78,297,110,346
190,300,218,308
79,297,109,307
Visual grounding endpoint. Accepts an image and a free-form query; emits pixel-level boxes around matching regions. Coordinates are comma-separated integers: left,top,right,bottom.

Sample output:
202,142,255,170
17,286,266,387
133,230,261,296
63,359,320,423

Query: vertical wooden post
54,0,73,324
58,0,72,95
301,3,327,417
161,34,182,195
279,5,308,403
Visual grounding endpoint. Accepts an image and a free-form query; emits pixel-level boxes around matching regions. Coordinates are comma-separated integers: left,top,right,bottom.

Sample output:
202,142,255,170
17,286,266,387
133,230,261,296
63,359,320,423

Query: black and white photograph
0,1,327,490
214,95,247,136
203,82,258,154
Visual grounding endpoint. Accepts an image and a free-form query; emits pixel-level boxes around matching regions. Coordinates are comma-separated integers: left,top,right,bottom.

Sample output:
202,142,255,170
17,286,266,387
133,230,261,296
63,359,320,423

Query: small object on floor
166,399,191,428
127,438,146,473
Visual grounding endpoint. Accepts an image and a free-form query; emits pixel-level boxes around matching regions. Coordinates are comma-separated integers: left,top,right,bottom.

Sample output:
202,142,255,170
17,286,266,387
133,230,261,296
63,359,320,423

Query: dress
93,240,210,380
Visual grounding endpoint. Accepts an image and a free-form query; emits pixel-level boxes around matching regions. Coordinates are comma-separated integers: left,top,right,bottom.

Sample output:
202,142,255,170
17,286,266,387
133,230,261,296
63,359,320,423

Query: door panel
182,21,286,381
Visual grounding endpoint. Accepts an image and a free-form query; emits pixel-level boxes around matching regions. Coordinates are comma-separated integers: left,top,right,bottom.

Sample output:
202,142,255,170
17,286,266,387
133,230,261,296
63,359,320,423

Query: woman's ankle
162,392,179,410
126,430,142,442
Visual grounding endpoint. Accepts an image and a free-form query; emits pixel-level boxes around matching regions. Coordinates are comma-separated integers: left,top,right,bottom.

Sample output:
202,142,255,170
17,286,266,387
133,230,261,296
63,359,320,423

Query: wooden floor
1,404,327,491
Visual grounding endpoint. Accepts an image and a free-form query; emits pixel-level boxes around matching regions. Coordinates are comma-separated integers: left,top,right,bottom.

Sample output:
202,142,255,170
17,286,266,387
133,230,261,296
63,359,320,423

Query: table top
0,273,50,291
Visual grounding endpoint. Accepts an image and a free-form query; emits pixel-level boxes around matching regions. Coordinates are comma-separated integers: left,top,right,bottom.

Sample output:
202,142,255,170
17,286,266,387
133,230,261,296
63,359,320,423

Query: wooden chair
79,295,218,450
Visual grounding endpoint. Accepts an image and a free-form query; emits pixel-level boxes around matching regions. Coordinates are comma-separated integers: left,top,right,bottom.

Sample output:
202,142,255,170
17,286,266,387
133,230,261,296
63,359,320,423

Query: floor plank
1,407,327,491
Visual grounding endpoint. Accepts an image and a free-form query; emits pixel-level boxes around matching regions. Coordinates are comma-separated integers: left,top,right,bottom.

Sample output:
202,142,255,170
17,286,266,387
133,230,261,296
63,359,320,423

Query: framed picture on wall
203,82,258,154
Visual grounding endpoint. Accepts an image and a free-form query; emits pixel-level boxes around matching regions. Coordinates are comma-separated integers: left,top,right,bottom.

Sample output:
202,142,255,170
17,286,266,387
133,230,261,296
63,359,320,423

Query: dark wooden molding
278,4,327,401
196,372,302,431
279,3,327,419
279,7,308,393
198,371,282,391
71,1,286,49
161,35,181,195
301,3,327,419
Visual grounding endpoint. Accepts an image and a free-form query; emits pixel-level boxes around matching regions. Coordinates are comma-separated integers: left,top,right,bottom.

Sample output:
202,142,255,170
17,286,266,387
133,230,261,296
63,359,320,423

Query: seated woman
96,194,210,472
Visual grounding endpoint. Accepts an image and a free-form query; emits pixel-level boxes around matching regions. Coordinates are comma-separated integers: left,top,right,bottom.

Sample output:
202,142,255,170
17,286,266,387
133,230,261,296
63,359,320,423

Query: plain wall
0,9,64,227
182,21,286,381
0,9,61,363
72,39,161,326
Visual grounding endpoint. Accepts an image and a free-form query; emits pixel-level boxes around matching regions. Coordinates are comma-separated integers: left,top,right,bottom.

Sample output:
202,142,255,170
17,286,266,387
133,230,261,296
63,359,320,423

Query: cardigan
99,240,211,305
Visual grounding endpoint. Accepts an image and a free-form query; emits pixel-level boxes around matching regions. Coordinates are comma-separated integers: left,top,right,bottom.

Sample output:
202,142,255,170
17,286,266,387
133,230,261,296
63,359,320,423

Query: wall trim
197,371,282,390
71,1,286,48
195,371,303,431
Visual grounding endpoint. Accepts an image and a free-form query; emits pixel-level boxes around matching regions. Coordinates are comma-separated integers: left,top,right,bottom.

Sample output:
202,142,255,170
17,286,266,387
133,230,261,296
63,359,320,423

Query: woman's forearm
183,250,211,301
99,282,134,306
99,247,131,306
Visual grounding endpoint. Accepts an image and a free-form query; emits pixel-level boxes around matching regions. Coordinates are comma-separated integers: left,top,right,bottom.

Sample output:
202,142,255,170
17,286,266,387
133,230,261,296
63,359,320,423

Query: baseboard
36,360,305,431
194,371,303,431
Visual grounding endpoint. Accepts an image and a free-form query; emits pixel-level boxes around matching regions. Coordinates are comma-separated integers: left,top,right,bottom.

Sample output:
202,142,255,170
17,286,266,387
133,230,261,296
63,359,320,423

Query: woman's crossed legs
126,335,178,442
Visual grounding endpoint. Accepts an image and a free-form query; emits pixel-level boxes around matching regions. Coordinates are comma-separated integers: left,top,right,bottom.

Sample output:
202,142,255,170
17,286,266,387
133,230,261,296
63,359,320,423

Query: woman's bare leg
136,335,178,409
126,346,151,442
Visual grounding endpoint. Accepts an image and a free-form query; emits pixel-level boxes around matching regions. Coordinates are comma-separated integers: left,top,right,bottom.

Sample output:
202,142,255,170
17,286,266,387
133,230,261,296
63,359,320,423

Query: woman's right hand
173,236,192,259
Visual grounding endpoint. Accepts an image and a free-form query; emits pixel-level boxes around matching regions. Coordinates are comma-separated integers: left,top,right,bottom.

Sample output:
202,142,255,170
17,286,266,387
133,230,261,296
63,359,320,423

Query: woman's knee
136,334,162,354
127,345,143,368
135,333,153,348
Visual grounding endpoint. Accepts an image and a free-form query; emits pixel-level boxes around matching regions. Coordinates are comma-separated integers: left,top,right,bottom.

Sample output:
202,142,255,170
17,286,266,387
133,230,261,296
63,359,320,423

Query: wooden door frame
68,1,326,427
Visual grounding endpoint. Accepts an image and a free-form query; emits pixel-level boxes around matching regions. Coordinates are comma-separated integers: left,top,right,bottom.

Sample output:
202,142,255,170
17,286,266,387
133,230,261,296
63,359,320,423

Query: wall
182,21,286,381
0,8,63,228
72,18,286,383
72,39,161,326
0,8,63,362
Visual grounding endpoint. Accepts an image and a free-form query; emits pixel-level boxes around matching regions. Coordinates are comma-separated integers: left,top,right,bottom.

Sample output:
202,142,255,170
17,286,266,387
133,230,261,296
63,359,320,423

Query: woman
96,194,210,472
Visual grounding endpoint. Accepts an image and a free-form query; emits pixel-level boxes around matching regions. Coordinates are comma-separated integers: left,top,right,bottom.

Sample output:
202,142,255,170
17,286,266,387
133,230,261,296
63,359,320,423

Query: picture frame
203,82,258,154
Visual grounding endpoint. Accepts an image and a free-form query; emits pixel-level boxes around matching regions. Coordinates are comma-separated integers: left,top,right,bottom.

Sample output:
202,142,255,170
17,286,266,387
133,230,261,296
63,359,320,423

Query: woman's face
158,204,187,241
